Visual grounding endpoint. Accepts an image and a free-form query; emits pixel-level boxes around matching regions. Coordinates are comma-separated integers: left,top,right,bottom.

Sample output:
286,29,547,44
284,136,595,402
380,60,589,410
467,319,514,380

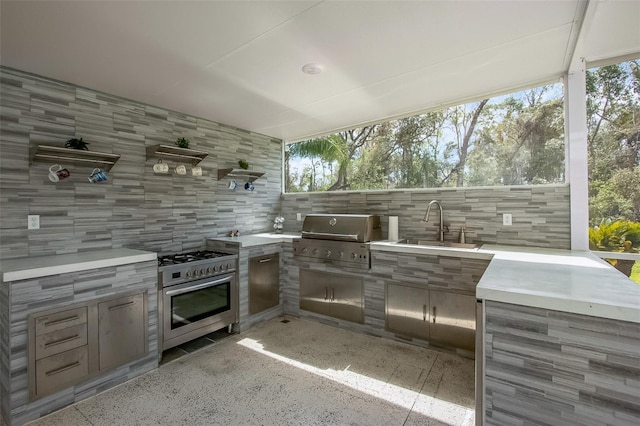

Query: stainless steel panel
385,283,430,340
249,254,280,315
35,306,87,335
299,269,364,324
299,269,332,318
475,299,484,426
293,239,371,268
328,273,364,324
301,214,382,242
35,346,88,398
35,323,88,360
429,290,476,351
98,293,146,371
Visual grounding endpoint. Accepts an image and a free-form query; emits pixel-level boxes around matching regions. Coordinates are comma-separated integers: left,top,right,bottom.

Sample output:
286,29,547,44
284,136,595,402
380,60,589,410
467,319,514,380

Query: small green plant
238,160,249,170
65,137,89,150
175,137,190,149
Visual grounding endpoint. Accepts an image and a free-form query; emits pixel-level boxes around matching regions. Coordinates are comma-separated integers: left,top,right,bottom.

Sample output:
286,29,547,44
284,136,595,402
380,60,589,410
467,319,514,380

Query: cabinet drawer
35,346,89,397
35,324,88,360
35,307,87,335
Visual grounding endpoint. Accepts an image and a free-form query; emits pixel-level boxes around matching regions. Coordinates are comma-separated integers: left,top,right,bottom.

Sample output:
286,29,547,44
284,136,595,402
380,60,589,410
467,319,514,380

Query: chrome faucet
423,200,448,242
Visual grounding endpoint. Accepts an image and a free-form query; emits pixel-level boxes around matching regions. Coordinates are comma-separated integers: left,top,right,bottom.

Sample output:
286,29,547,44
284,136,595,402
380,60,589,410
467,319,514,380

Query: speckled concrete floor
26,316,475,426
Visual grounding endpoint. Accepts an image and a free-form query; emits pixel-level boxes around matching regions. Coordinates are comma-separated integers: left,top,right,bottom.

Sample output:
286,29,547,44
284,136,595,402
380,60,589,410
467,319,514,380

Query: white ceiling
1,1,638,142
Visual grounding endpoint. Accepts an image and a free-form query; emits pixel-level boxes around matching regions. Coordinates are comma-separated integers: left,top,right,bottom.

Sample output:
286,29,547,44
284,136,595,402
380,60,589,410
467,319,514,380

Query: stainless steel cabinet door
299,269,364,323
386,283,430,340
249,254,280,315
98,293,146,371
429,290,476,351
299,269,333,317
329,274,364,324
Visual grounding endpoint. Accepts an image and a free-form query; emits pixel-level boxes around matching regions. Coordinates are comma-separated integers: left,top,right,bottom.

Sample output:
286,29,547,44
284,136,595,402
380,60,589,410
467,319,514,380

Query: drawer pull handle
331,288,335,302
44,335,80,348
433,306,436,324
108,301,134,311
423,304,427,321
259,258,273,263
324,286,328,301
45,361,81,376
44,315,80,327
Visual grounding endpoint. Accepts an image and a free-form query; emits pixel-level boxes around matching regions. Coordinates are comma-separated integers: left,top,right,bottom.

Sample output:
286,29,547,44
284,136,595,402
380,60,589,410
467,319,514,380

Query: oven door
162,273,237,346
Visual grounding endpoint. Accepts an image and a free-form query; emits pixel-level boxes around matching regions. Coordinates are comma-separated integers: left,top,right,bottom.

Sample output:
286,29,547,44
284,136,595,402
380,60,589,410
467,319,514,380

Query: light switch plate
503,213,512,226
28,215,40,230
296,213,302,221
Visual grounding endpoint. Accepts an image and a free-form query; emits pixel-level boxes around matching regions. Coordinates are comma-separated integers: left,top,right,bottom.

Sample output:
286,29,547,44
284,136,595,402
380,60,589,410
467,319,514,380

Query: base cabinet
98,293,146,371
249,253,280,315
29,290,148,400
299,269,364,324
385,282,475,351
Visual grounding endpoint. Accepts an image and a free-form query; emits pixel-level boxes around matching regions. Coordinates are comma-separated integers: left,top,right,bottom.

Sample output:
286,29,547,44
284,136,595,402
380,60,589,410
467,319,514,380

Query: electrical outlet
28,215,40,230
503,213,512,226
296,213,302,221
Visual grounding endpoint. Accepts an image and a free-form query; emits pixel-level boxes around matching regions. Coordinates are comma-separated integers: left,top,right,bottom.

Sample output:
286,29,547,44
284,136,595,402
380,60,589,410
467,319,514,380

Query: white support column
566,58,589,251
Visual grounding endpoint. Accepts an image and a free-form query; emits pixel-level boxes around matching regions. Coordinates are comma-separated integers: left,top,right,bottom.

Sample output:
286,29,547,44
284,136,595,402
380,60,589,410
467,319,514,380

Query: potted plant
175,137,190,149
65,137,89,150
238,160,249,170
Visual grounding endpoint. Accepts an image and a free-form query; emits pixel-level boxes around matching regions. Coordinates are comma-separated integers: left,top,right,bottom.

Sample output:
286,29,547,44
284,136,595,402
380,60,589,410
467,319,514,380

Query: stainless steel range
158,250,238,352
293,214,382,269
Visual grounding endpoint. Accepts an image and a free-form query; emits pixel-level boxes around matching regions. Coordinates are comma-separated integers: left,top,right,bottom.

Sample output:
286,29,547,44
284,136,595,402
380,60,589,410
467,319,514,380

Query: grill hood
301,214,382,243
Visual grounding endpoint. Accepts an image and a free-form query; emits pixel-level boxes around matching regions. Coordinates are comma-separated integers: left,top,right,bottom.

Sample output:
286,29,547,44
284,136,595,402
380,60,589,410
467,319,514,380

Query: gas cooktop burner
158,250,233,267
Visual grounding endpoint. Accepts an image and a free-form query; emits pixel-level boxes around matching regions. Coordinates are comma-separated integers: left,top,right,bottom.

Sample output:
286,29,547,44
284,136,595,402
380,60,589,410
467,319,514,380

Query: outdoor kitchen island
474,245,640,426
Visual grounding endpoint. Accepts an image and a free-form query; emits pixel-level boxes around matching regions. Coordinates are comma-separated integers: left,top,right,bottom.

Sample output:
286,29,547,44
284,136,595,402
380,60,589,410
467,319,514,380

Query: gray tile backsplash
0,67,283,259
1,66,571,259
281,185,571,249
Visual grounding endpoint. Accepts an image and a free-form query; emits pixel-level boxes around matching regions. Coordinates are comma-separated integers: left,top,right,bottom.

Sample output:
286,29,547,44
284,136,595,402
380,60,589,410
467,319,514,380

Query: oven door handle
165,276,232,296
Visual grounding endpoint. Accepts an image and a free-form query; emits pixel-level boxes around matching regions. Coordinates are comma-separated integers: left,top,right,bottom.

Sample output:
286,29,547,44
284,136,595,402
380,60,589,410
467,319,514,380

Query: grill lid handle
300,231,360,241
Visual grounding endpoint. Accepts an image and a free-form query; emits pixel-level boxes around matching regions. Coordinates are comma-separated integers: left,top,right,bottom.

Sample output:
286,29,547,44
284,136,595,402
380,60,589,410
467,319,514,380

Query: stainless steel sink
397,239,480,250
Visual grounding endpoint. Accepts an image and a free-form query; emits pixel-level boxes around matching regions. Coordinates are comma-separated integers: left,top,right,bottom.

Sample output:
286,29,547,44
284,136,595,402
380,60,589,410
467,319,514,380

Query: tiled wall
281,184,571,249
484,301,640,425
0,67,283,260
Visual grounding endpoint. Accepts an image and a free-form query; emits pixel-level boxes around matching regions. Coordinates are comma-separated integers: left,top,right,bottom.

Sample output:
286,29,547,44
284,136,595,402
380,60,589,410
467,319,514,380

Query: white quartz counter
476,245,640,324
207,232,299,248
0,248,157,282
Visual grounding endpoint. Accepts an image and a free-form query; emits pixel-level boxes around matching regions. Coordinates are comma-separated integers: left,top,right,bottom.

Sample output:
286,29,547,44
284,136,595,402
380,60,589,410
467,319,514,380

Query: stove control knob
200,268,206,275
207,267,212,274
351,252,358,260
312,249,319,255
227,263,232,270
213,265,219,272
325,250,332,258
302,247,308,254
338,251,344,258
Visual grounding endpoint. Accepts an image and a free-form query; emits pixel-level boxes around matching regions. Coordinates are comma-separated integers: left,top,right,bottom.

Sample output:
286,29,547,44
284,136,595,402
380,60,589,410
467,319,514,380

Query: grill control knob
302,247,308,254
338,251,344,258
312,249,319,255
325,250,332,258
351,252,358,260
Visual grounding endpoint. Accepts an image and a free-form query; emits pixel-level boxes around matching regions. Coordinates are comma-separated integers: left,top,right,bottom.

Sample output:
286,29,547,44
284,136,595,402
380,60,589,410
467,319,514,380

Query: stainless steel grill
293,214,381,269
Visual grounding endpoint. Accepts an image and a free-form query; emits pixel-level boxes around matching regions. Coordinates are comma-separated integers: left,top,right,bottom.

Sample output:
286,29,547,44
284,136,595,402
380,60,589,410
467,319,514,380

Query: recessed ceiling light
302,63,323,75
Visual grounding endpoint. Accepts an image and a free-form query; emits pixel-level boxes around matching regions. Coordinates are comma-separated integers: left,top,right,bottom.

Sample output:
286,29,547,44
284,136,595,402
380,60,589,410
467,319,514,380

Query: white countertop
476,245,640,323
207,232,299,248
0,248,157,282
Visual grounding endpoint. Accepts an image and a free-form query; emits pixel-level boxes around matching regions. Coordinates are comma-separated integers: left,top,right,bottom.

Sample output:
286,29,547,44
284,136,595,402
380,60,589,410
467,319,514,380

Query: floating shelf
217,168,265,182
146,144,208,166
32,145,121,171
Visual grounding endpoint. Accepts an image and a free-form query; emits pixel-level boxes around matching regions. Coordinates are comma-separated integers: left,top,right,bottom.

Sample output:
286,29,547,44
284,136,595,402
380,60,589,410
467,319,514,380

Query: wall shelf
146,145,208,166
217,168,265,182
32,145,121,171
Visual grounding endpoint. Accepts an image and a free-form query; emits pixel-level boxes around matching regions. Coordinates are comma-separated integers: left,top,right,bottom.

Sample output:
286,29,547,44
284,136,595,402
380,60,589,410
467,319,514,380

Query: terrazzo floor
26,316,476,426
